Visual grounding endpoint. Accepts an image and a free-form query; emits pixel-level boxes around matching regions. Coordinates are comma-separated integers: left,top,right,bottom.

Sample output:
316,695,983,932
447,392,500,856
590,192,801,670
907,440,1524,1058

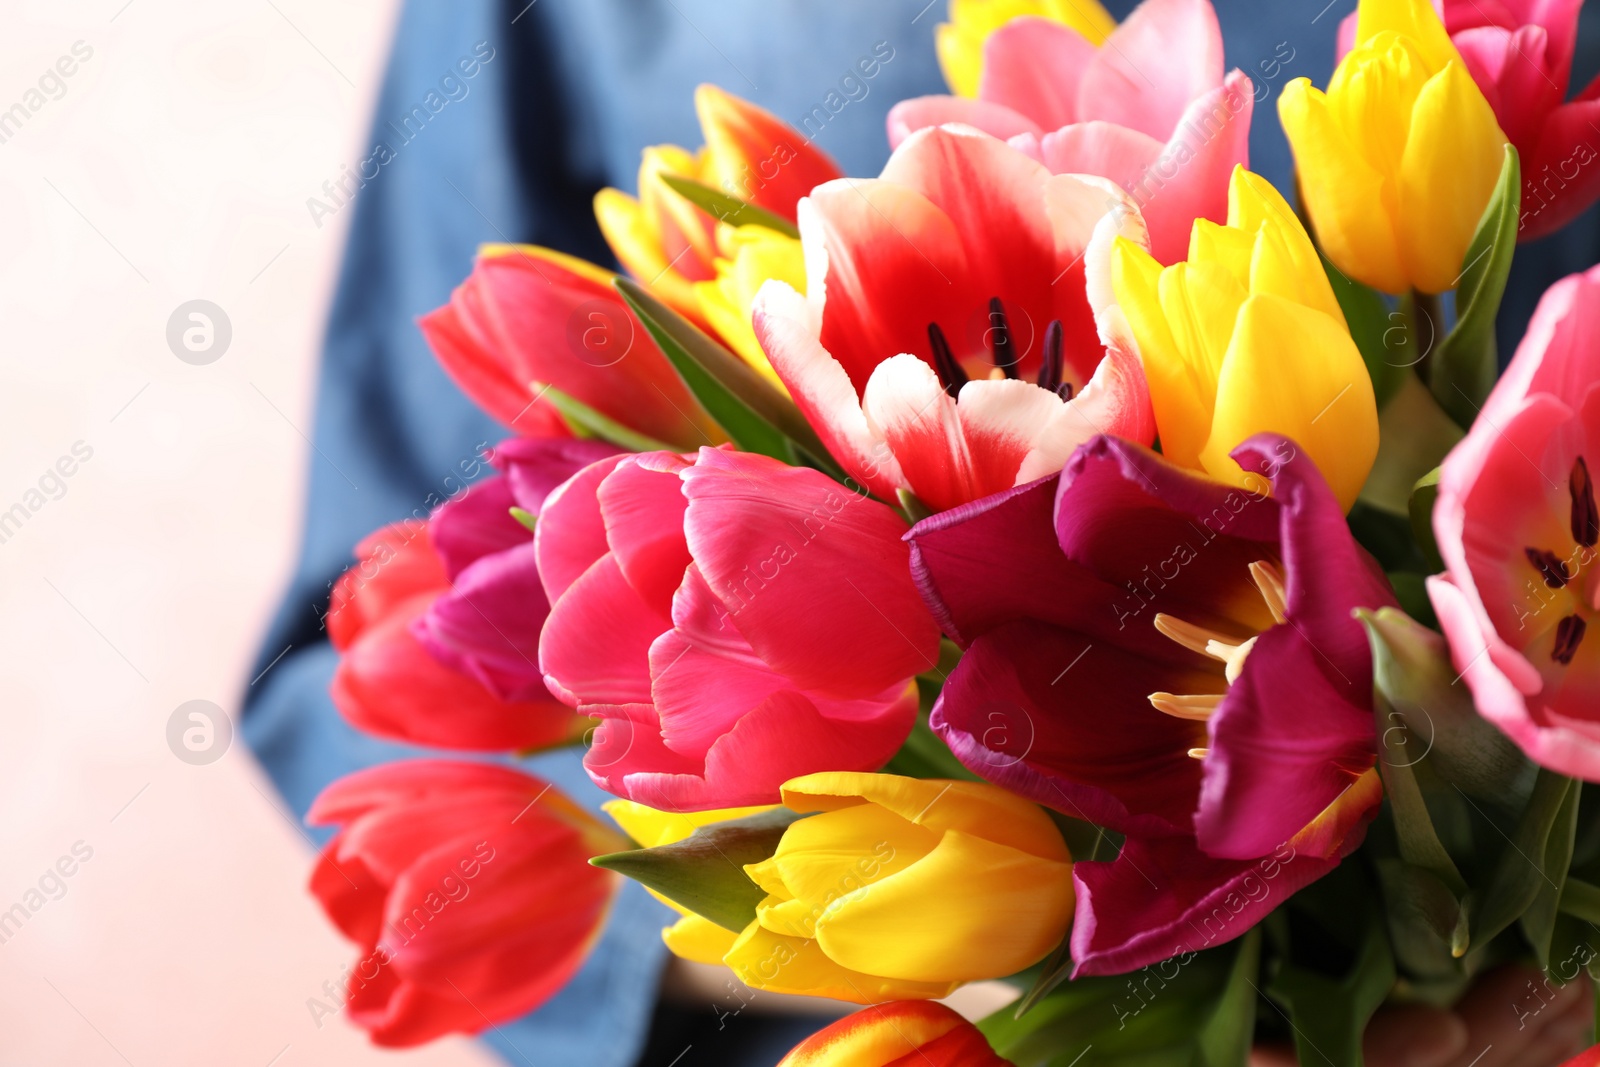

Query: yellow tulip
603,799,774,965
1278,0,1506,295
594,84,841,330
937,0,1115,97
1109,166,1379,511
694,224,806,391
720,773,1073,1004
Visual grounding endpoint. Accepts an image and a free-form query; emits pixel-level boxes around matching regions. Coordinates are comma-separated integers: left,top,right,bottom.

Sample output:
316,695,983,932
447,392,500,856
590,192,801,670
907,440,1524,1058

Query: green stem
1409,289,1443,385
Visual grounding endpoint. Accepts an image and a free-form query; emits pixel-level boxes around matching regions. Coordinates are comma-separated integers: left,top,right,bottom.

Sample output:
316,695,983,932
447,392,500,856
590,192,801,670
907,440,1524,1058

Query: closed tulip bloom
328,509,583,753
537,448,939,810
602,798,772,964
721,773,1073,1003
595,85,841,327
1279,0,1507,294
935,0,1114,98
418,245,721,448
777,1001,1012,1067
307,761,625,1046
1106,166,1378,510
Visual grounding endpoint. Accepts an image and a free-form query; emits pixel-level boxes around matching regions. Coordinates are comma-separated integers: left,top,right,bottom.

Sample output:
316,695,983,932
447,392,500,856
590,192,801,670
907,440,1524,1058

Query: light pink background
0,1,493,1063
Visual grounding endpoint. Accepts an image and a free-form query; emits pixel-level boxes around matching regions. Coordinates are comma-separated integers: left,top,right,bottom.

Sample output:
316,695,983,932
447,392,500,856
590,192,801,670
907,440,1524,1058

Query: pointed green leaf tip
590,808,804,933
659,175,801,239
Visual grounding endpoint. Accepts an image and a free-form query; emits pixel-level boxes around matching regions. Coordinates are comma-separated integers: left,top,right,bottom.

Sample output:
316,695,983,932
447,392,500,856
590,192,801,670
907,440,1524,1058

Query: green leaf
1469,768,1576,950
1358,372,1464,516
613,278,842,477
508,506,539,533
1522,780,1581,967
1558,876,1600,925
659,174,801,239
1268,914,1396,1067
1322,251,1407,410
538,382,682,453
1429,145,1519,429
979,936,1258,1067
1408,467,1444,573
590,808,802,932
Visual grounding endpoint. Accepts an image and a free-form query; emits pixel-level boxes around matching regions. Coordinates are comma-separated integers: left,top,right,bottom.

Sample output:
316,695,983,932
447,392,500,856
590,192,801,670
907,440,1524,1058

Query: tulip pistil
927,322,968,399
1573,456,1598,548
987,297,1018,380
1553,614,1587,666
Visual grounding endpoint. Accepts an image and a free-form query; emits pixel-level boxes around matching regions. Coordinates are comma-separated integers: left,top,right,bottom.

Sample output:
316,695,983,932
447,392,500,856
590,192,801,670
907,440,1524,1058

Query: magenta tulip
536,447,940,811
908,433,1388,975
888,0,1253,264
1430,265,1600,779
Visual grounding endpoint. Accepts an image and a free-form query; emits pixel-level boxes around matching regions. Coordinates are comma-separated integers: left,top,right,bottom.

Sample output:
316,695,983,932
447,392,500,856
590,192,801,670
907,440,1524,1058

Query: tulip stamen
1149,692,1223,721
1573,456,1598,548
1037,320,1063,391
1186,747,1210,760
1154,613,1238,658
1526,547,1572,589
1553,614,1587,665
927,322,968,399
1248,561,1289,624
988,297,1018,379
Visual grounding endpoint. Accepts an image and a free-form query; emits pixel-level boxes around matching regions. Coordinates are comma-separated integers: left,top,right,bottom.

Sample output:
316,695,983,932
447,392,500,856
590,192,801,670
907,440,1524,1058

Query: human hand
1250,965,1593,1067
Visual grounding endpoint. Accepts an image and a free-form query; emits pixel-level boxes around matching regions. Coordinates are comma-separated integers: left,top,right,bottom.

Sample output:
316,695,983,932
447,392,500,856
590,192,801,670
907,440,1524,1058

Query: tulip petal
539,554,666,707
1079,0,1225,141
535,453,631,604
1200,293,1378,511
815,830,1073,982
414,541,550,702
1398,61,1508,294
724,921,958,1003
886,95,1044,150
978,16,1098,131
681,448,938,695
1279,78,1409,294
695,84,843,218
861,354,982,513
597,453,692,614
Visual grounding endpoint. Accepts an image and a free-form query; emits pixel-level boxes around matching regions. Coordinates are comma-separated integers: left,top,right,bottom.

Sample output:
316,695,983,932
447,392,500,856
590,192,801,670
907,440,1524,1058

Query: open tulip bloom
303,0,1600,1062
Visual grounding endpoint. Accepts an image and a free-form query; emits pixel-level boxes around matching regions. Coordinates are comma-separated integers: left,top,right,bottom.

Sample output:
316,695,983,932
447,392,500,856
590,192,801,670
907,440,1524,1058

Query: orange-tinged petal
1397,61,1507,295
593,186,705,320
776,1002,1010,1067
1201,293,1378,510
695,84,842,218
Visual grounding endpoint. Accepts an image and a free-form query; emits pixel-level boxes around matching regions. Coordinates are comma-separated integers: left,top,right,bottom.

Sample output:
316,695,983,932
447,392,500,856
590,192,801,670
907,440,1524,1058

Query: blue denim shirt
244,2,1600,1063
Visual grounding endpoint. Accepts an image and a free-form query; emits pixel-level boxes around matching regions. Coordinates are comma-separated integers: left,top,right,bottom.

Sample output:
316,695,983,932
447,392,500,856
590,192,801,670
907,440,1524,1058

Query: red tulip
753,125,1155,514
329,511,579,752
1563,1045,1600,1067
419,245,722,447
307,760,624,1046
777,1002,1012,1066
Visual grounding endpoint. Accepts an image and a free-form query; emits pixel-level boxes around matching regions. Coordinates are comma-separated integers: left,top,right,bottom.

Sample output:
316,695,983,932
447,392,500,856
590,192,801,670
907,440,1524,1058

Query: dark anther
1573,456,1598,548
1553,613,1587,666
1056,382,1075,402
1526,547,1572,589
1037,320,1063,393
988,297,1018,379
928,322,967,399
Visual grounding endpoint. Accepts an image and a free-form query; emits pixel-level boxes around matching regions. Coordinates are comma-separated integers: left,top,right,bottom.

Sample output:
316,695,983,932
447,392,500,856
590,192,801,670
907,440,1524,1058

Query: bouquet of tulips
306,0,1600,1061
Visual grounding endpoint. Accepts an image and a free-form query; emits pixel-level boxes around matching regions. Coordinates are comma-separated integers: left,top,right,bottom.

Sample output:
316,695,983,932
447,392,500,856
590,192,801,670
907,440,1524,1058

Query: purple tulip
413,437,618,703
908,433,1390,976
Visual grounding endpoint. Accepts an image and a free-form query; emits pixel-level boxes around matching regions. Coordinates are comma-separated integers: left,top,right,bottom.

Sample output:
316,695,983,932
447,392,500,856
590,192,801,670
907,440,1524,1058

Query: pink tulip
536,447,939,810
752,125,1155,515
887,0,1253,264
1430,264,1600,779
1338,0,1594,240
